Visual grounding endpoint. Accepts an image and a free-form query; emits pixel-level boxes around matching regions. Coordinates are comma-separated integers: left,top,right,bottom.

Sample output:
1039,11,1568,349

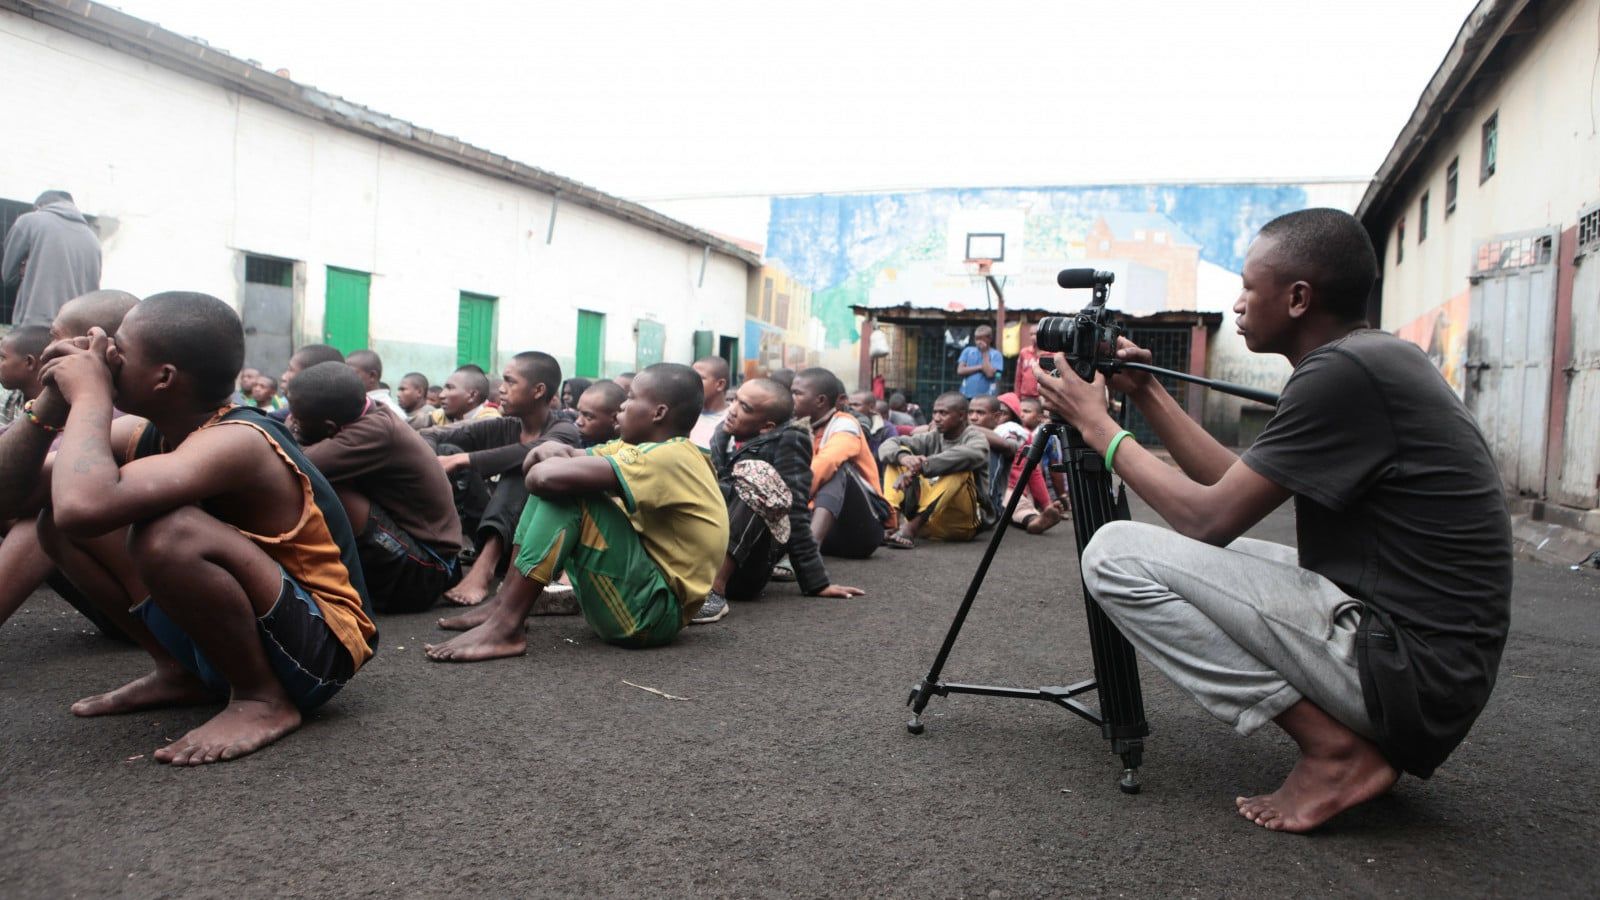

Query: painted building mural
764,183,1368,346
757,182,1366,442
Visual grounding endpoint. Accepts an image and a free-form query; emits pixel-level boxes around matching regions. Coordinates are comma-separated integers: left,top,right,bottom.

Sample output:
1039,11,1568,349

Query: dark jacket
420,410,581,475
710,419,830,595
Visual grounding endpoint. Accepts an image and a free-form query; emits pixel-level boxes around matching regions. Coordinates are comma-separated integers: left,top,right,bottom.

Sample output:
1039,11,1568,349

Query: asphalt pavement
2,499,1597,898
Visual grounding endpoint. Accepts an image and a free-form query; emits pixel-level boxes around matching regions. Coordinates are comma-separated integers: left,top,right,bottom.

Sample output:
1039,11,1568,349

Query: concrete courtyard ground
3,500,1597,898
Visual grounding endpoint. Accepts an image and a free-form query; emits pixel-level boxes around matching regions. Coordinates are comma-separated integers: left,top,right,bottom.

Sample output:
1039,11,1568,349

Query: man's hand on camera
1105,337,1156,396
1033,353,1117,439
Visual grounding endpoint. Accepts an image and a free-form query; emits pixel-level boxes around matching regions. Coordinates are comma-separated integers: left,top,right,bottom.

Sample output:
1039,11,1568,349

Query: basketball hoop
962,258,995,282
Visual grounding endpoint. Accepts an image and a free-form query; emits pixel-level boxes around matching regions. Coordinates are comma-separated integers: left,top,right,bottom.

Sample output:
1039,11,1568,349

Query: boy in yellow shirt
428,363,728,660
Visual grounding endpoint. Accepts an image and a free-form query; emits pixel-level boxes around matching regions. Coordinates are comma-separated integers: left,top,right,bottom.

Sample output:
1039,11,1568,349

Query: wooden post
857,314,875,392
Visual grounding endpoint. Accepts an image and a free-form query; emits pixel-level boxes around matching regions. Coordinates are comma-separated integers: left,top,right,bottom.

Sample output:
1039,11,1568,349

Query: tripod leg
1060,422,1151,789
905,429,1054,734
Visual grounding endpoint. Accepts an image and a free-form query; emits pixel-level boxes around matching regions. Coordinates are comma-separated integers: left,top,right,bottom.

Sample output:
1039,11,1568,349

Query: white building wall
0,9,749,383
1376,0,1600,331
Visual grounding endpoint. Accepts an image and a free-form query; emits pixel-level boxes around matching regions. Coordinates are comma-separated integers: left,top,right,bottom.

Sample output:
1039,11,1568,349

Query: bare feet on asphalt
1235,739,1398,832
153,697,303,766
424,622,527,662
443,576,491,607
70,668,215,717
438,594,501,631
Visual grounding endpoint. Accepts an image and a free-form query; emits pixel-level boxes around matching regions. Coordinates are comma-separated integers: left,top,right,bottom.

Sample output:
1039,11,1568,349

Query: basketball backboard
945,208,1026,277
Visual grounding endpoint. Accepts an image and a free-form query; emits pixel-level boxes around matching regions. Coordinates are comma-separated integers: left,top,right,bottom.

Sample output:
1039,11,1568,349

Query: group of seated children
0,289,1071,766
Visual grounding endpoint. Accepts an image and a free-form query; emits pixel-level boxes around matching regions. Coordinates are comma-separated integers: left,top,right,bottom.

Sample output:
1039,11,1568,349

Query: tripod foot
1119,768,1141,794
906,713,925,735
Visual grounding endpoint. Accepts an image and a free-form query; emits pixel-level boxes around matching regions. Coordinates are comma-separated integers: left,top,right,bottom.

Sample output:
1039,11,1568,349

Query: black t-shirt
1241,330,1512,777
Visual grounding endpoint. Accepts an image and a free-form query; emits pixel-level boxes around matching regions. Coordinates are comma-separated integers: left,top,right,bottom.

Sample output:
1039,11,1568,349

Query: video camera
1035,268,1121,381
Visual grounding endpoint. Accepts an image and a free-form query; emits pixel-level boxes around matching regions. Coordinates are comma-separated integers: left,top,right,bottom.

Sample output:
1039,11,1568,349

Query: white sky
108,0,1479,236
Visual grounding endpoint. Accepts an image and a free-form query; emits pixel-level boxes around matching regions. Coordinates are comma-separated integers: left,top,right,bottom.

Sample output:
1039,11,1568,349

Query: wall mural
765,183,1320,348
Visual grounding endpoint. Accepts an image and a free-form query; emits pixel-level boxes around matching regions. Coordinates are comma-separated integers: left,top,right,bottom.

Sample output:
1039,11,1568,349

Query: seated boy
878,392,990,547
575,380,625,446
396,372,435,428
1005,395,1068,534
0,325,51,429
792,368,891,559
250,374,287,412
421,352,582,606
0,295,139,639
289,361,464,613
698,378,864,623
0,292,376,765
966,395,1022,524
345,349,409,418
426,365,502,426
276,343,346,421
427,363,728,660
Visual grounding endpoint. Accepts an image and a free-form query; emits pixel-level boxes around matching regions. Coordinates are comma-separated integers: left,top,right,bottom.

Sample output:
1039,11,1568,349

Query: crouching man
0,293,376,765
1035,209,1511,832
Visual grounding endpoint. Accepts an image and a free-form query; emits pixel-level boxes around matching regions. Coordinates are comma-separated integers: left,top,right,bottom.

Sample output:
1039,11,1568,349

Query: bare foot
1235,740,1398,832
443,575,491,607
153,697,302,766
437,593,502,631
70,667,216,717
424,621,527,662
1026,501,1066,534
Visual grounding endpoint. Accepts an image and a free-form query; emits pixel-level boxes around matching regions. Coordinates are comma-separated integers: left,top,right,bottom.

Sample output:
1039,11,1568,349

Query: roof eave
1354,0,1536,233
2,0,761,268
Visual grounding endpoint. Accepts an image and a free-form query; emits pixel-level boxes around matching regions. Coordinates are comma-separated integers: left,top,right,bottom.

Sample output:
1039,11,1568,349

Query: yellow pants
881,465,982,542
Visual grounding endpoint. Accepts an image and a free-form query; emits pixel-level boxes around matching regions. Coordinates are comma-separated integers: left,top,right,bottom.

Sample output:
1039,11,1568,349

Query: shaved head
52,290,139,340
746,377,794,423
1255,208,1377,321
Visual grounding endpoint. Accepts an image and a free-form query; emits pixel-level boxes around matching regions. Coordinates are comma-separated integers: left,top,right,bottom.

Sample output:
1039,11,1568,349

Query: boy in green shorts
427,363,728,661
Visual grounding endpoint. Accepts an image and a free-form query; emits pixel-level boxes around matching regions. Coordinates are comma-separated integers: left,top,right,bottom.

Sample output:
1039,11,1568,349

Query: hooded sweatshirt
2,200,102,326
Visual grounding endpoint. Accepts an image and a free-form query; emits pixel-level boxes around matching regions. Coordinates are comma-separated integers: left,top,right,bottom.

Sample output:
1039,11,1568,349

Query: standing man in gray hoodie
2,190,102,326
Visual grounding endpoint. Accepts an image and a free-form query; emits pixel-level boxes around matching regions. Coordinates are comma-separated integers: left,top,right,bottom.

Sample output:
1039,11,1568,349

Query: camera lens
1035,316,1074,353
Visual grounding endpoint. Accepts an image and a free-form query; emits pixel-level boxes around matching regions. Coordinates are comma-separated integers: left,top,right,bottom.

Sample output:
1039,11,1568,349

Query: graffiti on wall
765,184,1321,348
1395,290,1470,396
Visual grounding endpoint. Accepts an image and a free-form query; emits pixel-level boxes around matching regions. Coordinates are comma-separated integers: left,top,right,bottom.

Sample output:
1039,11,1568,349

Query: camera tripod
904,413,1150,792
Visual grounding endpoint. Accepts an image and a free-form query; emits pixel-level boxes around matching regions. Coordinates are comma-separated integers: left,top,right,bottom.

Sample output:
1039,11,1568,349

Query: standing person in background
1,190,101,327
956,325,1003,399
690,356,731,448
1014,321,1042,400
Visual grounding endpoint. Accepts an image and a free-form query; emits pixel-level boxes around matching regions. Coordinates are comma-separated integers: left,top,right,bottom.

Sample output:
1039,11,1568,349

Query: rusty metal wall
1465,228,1559,496
1556,206,1600,506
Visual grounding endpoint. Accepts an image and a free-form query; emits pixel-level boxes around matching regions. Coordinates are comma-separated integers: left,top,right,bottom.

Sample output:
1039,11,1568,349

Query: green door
692,329,714,361
575,310,604,378
324,267,370,353
457,292,496,371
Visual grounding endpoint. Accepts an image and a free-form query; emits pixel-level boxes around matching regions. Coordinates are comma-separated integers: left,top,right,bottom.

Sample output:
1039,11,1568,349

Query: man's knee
1080,520,1165,602
127,506,212,567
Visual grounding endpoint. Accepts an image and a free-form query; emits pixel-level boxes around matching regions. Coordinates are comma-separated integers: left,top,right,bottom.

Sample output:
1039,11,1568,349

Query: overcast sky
110,0,1479,233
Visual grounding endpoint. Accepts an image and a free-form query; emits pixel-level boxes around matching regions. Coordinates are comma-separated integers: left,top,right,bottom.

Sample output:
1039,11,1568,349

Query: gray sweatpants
1080,521,1373,738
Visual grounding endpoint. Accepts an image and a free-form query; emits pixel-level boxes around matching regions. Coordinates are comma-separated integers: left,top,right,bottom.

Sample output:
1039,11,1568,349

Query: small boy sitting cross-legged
427,363,728,661
290,361,464,613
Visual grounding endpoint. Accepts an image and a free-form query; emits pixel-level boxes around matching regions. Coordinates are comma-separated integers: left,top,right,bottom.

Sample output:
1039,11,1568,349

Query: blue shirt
958,346,1004,398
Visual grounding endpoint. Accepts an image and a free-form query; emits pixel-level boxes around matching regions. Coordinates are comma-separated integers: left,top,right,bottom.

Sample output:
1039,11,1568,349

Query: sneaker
691,590,731,624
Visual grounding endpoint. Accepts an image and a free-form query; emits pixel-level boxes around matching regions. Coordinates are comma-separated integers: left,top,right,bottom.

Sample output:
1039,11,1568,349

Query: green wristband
1103,430,1133,473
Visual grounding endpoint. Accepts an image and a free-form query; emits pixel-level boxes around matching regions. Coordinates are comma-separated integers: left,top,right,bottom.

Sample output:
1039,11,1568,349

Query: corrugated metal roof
1,0,762,268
